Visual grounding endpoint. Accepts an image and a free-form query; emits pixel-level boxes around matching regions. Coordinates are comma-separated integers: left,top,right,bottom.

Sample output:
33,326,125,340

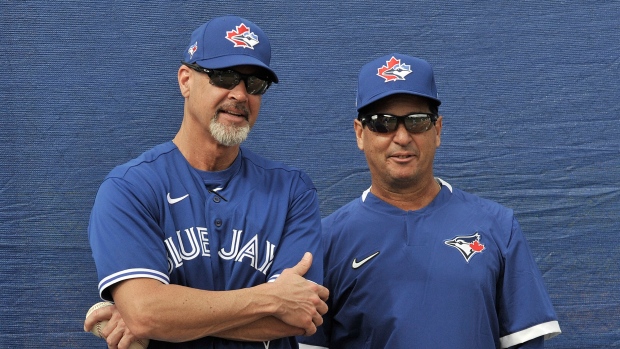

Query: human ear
434,116,443,147
178,65,191,97
354,119,365,151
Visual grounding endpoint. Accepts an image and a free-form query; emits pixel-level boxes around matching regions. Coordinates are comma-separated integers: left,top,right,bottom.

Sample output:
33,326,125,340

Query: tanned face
181,65,263,146
354,94,442,192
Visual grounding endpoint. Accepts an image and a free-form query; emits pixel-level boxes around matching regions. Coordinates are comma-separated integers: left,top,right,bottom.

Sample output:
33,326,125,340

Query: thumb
290,252,312,276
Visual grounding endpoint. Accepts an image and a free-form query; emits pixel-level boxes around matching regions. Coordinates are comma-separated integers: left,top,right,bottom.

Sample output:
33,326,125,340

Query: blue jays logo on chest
444,233,485,263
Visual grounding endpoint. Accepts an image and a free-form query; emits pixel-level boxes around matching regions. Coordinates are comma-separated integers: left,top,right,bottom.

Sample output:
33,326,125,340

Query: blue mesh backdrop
1,1,618,348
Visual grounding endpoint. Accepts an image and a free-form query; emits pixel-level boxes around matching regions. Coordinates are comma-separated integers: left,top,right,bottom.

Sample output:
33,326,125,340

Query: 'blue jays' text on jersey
89,141,323,349
298,179,560,349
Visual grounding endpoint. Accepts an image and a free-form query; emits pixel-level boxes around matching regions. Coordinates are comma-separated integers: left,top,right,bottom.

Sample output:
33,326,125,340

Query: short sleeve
498,217,561,347
88,177,170,301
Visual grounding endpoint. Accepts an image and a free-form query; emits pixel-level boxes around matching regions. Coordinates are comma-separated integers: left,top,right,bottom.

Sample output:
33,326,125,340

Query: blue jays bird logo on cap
377,56,412,82
445,233,486,262
187,42,198,59
226,23,259,49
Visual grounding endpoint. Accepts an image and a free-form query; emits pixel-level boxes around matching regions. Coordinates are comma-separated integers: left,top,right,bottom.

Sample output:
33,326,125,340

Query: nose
227,80,249,102
392,122,412,145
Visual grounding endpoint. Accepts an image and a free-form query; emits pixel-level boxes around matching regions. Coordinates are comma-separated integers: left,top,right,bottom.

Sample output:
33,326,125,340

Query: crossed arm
84,252,328,348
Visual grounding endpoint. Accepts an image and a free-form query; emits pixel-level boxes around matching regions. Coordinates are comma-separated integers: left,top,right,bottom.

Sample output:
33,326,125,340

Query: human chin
385,163,421,183
210,117,251,146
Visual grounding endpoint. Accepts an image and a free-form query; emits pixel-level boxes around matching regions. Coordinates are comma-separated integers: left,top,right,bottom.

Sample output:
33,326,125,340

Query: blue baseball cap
183,16,278,83
356,53,440,111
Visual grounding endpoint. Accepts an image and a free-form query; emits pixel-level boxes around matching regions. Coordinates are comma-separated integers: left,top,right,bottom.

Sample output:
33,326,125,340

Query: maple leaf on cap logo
225,23,259,49
377,56,412,82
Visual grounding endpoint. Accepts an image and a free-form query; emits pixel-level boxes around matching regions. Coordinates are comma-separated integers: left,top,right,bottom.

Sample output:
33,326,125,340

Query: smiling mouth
391,154,415,159
218,109,248,121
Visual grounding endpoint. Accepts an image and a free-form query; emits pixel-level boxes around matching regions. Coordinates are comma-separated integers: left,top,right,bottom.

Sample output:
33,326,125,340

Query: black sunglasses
182,62,272,95
358,113,438,134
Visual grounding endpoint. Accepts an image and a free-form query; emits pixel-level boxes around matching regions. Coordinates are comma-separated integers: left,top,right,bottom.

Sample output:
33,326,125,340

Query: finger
303,322,317,336
105,328,120,349
84,304,115,331
316,299,328,316
117,333,138,349
294,327,306,337
105,325,123,347
83,320,92,332
312,311,324,327
317,284,329,301
290,252,312,276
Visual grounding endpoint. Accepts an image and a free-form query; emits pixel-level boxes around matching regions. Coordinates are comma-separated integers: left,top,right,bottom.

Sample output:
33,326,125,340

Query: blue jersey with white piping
299,179,560,349
89,141,322,349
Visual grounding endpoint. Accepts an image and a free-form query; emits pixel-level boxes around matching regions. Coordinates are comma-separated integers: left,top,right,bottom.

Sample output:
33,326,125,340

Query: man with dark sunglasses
84,16,328,349
298,53,561,349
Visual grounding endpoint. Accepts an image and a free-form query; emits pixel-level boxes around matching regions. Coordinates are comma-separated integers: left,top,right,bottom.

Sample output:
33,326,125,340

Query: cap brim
358,89,441,111
195,55,279,83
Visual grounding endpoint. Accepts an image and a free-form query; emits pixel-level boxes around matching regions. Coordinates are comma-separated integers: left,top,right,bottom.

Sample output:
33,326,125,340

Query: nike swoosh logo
167,193,189,204
352,251,380,269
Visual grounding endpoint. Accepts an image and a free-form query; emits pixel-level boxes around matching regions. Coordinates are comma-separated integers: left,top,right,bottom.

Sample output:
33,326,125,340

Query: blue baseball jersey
298,179,560,349
89,141,322,349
